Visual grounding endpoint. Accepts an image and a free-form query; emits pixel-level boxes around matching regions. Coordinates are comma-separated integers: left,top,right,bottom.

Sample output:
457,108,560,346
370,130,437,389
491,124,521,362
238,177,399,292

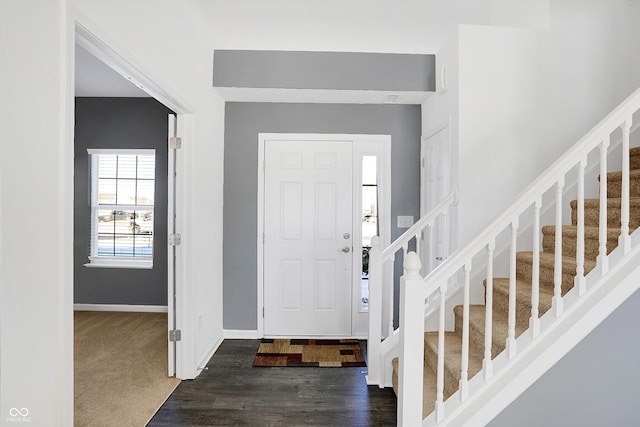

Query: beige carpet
74,311,180,427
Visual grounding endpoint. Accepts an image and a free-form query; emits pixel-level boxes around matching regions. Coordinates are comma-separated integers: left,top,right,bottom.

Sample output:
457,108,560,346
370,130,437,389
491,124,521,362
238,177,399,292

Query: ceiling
75,44,150,97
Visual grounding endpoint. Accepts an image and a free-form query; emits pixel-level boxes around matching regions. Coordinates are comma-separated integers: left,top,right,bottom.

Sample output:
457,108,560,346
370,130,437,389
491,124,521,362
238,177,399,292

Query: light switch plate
397,215,414,228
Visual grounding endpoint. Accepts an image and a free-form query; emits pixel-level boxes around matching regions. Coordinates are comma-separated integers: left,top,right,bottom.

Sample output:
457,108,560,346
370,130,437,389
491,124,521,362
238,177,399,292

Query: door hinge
169,233,182,246
169,136,182,149
169,329,182,342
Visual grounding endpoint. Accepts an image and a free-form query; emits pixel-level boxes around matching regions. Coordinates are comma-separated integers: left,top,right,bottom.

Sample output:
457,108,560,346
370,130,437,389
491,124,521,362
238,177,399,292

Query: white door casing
263,139,353,336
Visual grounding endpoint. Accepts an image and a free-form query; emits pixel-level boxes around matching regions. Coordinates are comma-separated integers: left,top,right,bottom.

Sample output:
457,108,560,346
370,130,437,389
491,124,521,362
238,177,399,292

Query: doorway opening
72,22,190,423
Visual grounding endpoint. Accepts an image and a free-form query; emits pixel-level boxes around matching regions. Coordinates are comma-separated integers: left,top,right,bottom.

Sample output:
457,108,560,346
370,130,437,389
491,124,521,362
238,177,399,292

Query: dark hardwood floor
148,339,397,426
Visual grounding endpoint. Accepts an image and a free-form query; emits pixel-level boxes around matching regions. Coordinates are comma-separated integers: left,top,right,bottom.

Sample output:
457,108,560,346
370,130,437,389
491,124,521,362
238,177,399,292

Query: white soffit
214,87,432,105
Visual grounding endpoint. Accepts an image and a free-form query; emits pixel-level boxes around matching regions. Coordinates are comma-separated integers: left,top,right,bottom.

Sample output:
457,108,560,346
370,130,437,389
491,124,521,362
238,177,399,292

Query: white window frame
85,148,156,269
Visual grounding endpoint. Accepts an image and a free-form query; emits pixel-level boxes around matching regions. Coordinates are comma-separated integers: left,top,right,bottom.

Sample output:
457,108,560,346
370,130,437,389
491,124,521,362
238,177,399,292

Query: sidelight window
361,155,378,310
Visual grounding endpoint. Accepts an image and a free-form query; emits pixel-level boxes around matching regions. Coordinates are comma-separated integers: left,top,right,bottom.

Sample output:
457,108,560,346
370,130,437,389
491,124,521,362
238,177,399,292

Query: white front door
263,139,353,336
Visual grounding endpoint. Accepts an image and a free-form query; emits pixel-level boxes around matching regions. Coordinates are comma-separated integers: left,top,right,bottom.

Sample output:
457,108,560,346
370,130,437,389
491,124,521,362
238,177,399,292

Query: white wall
450,0,640,246
69,0,226,379
489,290,640,427
0,2,74,425
191,0,549,54
1,0,226,423
457,24,543,243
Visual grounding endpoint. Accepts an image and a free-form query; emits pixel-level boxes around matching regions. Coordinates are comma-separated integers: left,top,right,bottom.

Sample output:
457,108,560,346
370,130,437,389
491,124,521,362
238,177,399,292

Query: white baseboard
223,329,259,339
74,303,168,313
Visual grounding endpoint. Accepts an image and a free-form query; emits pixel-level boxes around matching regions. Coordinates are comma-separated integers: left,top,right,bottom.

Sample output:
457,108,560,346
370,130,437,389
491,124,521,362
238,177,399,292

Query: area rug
253,339,367,367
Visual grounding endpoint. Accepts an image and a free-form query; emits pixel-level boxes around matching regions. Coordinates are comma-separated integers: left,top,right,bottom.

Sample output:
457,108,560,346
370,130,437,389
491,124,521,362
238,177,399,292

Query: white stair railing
366,191,456,386
398,85,640,425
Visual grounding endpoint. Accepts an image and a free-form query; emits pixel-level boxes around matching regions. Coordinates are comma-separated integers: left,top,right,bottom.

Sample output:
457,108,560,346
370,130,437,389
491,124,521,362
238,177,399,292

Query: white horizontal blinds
88,150,156,262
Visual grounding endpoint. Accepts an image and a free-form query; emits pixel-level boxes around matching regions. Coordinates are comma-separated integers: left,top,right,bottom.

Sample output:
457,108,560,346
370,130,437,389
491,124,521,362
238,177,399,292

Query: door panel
422,122,452,272
264,140,352,336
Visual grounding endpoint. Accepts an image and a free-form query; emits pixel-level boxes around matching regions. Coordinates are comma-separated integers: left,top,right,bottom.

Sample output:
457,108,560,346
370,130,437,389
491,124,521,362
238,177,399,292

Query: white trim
257,133,391,339
73,304,168,313
73,16,193,115
223,329,260,339
87,148,155,156
85,257,153,269
174,114,192,380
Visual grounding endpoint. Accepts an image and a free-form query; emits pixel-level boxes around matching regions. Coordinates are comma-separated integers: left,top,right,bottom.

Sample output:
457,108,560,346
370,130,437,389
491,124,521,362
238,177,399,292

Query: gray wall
74,98,172,306
223,102,421,330
489,290,640,427
213,50,435,92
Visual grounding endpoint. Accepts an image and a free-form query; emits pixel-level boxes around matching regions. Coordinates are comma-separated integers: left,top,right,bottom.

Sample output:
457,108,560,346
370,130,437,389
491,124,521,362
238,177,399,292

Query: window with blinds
86,149,156,269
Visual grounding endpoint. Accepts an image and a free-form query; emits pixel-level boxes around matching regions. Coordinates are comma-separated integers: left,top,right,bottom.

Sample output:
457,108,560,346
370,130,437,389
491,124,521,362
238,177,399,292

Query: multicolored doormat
253,339,367,367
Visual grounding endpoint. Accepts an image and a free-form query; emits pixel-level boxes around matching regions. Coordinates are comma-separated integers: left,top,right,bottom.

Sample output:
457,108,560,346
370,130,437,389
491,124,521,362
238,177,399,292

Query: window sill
85,257,153,270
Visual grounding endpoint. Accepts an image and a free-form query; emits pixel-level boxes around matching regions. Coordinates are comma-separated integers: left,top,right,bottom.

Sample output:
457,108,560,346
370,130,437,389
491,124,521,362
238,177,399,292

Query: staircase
366,86,640,426
391,146,640,418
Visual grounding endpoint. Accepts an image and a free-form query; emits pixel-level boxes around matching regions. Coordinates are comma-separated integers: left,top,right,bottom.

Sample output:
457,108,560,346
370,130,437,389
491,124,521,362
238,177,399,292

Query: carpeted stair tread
631,146,640,170
423,331,484,398
571,197,640,228
541,225,620,259
391,357,437,418
453,304,525,359
516,251,596,292
600,169,640,198
491,277,554,327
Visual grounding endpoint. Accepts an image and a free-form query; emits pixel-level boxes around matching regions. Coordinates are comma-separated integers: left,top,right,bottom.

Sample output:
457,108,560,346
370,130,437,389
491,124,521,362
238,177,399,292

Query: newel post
398,252,424,427
366,236,383,386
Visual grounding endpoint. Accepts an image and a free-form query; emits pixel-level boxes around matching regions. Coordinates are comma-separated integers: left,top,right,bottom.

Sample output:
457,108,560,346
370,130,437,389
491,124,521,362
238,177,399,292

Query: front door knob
339,246,351,253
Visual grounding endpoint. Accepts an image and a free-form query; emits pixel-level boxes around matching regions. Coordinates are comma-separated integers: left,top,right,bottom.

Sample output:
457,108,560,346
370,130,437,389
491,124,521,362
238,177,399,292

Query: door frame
74,21,193,378
257,133,391,338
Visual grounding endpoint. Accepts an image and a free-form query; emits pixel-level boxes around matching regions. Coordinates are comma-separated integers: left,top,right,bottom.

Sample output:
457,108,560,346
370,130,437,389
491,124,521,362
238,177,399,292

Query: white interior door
421,121,452,271
167,114,177,376
263,139,353,336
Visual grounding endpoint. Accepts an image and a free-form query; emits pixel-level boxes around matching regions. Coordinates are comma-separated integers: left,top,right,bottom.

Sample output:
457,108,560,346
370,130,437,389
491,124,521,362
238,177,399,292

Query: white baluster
507,219,518,359
598,137,610,275
398,252,424,427
553,178,564,317
366,236,382,386
620,119,632,254
436,278,447,422
415,232,421,259
483,238,495,380
427,223,434,273
459,261,472,401
575,157,587,296
388,258,395,339
402,243,408,274
530,198,541,338
443,207,450,263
